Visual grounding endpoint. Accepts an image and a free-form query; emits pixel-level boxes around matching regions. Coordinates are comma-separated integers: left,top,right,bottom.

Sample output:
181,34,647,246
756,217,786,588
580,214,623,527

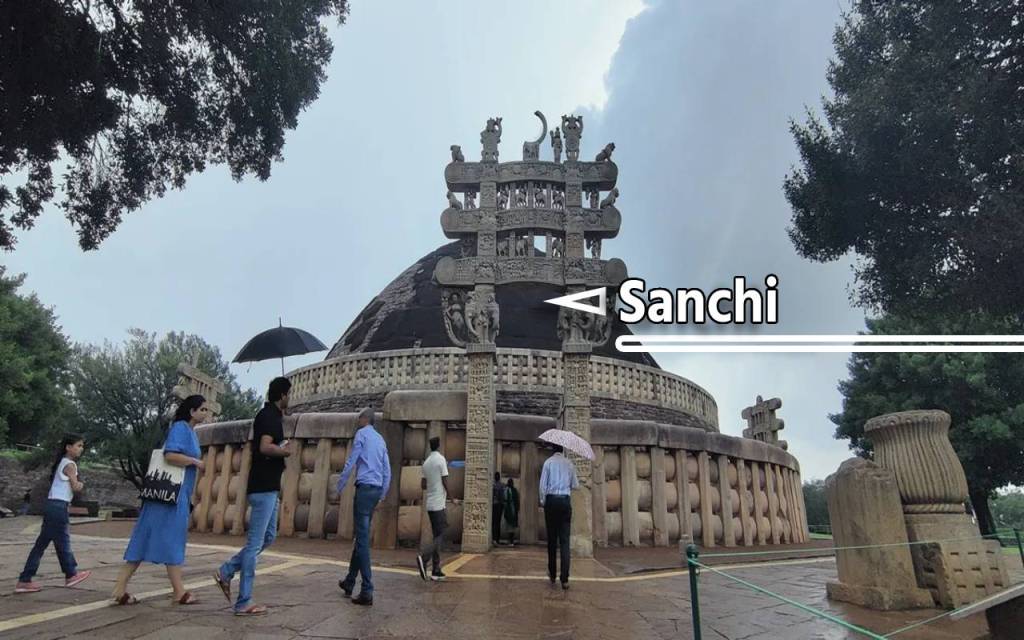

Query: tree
785,0,1024,315
802,479,830,529
0,0,349,251
0,266,72,445
991,490,1024,530
832,313,1024,534
69,329,260,489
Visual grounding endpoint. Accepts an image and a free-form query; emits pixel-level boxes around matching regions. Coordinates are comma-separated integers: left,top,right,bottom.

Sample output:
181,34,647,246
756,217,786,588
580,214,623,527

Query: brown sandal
234,604,267,616
212,572,231,602
114,593,139,605
176,591,199,605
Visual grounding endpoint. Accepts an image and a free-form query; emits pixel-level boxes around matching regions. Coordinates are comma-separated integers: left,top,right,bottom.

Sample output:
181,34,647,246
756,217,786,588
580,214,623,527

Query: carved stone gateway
741,395,787,450
865,410,1009,609
436,111,628,554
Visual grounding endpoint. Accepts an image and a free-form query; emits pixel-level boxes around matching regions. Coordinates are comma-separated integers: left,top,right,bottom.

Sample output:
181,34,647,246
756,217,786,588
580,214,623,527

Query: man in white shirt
539,444,579,589
416,437,449,581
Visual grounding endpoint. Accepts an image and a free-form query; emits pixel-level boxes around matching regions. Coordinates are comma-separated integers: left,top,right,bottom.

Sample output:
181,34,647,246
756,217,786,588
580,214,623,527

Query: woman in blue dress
111,394,209,605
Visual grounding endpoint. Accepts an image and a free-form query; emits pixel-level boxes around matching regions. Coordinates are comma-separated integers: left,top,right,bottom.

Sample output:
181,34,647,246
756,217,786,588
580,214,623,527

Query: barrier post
686,543,702,640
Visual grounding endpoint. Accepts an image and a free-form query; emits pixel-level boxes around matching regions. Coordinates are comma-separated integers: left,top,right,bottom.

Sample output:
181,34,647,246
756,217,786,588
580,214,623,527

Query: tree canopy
69,329,260,488
0,0,349,250
785,0,1024,315
832,313,1024,533
0,267,71,445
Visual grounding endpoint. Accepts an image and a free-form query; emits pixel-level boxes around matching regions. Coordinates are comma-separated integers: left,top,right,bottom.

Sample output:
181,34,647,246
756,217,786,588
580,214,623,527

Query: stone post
462,342,497,552
825,458,933,610
563,340,594,557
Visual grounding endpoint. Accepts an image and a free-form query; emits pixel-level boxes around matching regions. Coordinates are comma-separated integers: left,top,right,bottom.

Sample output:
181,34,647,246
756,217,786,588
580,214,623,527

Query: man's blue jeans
219,492,278,611
341,484,382,596
19,499,76,581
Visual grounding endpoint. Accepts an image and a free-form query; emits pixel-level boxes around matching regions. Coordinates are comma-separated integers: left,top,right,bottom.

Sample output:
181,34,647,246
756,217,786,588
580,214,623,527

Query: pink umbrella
538,428,595,461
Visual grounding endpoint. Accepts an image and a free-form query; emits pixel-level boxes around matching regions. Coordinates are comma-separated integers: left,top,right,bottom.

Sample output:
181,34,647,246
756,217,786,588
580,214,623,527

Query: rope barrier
690,560,888,639
699,533,1003,559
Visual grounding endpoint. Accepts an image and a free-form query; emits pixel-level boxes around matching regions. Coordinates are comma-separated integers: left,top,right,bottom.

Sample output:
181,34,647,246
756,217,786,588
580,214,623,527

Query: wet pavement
0,516,1019,639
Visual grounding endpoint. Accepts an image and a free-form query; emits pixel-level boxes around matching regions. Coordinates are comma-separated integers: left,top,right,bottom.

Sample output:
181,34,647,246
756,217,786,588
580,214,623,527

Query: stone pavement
0,516,1019,639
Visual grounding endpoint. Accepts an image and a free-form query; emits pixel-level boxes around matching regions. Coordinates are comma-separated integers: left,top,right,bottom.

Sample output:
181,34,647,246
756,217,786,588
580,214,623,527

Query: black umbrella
233,319,328,375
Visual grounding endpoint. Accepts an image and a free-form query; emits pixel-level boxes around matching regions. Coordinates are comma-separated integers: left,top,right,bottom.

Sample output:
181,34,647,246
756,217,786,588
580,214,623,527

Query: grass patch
0,449,33,463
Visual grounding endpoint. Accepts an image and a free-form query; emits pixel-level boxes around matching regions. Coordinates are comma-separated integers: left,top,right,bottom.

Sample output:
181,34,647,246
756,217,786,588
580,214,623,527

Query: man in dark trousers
416,437,449,581
213,376,292,615
336,407,392,605
539,444,578,589
492,471,505,546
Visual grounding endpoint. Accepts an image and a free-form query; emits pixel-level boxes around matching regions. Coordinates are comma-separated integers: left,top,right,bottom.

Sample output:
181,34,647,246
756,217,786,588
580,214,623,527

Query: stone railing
190,403,805,550
286,347,719,429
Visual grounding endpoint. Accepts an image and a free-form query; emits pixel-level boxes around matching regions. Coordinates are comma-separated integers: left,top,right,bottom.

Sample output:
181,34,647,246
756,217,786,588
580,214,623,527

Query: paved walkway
0,516,1017,639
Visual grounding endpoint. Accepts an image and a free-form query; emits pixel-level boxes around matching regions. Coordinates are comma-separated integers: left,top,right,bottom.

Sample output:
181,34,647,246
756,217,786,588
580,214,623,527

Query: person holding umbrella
539,441,579,590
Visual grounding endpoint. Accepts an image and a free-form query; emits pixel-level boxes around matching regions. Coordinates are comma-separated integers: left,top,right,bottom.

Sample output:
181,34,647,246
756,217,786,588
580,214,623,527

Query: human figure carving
588,190,600,209
441,290,469,346
599,187,618,209
481,117,503,162
447,190,463,210
497,187,509,210
561,115,583,161
465,191,477,209
550,127,563,163
450,145,464,162
586,237,602,259
594,143,615,162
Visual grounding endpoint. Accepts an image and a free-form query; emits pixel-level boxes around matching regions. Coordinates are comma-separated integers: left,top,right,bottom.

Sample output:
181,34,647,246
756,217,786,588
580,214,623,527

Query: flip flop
114,593,139,605
176,591,199,605
212,572,231,602
234,604,267,616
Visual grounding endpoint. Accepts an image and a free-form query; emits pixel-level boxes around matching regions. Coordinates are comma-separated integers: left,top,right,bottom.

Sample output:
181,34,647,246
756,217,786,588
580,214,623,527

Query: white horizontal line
616,334,1024,343
615,335,1024,353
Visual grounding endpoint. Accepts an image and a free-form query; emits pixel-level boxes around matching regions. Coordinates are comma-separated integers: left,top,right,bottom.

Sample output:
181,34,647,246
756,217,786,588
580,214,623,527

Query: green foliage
0,0,349,250
0,267,72,445
992,491,1024,530
785,0,1024,315
802,479,830,527
69,329,260,488
833,313,1024,532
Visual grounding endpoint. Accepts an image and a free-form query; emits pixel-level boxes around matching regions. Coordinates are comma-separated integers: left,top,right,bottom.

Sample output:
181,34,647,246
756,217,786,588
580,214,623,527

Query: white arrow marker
544,287,607,315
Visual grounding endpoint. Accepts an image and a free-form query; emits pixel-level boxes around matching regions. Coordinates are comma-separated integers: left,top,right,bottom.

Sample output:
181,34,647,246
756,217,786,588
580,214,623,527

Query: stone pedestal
866,410,1009,609
825,458,932,610
462,343,496,553
563,340,593,558
904,513,1009,608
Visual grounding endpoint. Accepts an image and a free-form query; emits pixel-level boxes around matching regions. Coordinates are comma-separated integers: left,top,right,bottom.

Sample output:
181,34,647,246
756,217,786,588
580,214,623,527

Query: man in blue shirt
539,444,579,589
336,407,391,605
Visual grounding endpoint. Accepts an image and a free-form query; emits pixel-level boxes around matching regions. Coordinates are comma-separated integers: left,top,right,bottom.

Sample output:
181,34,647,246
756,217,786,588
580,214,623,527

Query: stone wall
293,390,713,432
191,393,806,549
0,457,140,514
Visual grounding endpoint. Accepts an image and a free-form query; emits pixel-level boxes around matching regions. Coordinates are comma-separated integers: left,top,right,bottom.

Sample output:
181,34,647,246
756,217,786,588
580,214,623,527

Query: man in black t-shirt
213,377,292,616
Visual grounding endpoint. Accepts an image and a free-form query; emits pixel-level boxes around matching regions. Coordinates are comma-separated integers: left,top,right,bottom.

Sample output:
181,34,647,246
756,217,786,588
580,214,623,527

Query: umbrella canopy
537,428,595,461
233,324,328,370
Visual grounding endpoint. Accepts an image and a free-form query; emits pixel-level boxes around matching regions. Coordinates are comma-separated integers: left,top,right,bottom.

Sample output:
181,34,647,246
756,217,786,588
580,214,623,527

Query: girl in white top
15,434,92,593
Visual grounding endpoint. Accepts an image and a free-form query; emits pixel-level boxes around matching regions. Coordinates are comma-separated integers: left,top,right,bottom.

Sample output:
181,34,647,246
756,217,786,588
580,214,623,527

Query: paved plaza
1,517,1019,639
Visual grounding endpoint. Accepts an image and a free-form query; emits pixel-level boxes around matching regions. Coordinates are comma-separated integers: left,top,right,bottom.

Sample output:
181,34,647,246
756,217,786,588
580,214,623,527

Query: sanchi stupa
189,111,809,555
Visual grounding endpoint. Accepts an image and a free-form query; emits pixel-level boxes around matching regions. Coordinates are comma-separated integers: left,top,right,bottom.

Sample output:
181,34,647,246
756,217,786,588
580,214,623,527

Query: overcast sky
3,0,868,480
